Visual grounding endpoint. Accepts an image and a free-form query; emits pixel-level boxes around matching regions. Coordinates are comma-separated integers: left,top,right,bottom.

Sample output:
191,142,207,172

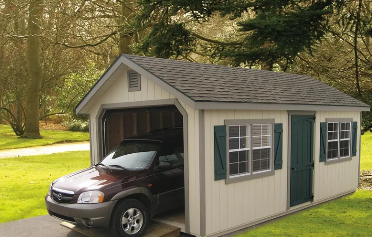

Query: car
45,127,184,237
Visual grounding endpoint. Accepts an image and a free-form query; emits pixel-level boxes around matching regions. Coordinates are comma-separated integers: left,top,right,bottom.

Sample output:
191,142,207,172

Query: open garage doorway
100,104,187,232
101,105,183,156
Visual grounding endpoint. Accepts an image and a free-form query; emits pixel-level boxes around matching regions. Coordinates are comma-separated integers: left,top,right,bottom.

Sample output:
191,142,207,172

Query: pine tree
134,0,339,70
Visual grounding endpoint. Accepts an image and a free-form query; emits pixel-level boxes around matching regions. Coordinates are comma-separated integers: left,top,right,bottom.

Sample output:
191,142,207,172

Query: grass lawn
0,151,90,223
237,190,372,237
0,124,89,150
361,131,372,171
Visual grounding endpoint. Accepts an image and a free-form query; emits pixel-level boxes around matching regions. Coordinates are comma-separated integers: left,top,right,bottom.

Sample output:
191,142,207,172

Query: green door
290,115,314,207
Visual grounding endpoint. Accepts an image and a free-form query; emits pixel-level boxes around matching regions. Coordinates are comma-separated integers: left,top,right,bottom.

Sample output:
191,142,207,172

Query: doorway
290,114,315,207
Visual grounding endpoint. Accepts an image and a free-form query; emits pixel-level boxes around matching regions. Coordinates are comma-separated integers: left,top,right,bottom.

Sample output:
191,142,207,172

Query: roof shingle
123,54,368,108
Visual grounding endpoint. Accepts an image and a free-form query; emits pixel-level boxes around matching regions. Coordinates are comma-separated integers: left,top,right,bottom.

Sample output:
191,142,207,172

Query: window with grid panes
228,124,272,177
327,121,351,160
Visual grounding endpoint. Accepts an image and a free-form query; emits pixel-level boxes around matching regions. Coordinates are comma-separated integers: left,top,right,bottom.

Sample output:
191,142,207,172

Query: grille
49,211,76,223
52,189,74,203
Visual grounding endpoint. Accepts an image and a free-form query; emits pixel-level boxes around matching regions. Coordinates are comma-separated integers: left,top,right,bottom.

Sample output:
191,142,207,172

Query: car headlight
77,191,104,204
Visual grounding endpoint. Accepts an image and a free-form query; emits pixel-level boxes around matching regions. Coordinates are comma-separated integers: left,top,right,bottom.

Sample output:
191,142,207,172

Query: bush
62,120,89,132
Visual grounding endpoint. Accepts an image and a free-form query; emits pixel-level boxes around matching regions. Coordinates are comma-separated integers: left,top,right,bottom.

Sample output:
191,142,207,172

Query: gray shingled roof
122,54,367,107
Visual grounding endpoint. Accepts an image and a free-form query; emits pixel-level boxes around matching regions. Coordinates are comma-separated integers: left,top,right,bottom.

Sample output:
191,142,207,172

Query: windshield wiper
108,164,127,170
95,163,111,171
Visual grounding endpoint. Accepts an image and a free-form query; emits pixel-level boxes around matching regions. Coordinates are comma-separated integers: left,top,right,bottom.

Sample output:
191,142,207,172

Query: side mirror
158,161,171,171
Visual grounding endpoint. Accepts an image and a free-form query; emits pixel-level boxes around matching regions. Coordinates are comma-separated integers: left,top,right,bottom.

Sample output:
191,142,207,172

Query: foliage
137,22,195,58
361,131,372,171
0,151,90,223
134,0,339,69
46,62,102,121
62,120,89,132
236,190,372,236
0,124,89,150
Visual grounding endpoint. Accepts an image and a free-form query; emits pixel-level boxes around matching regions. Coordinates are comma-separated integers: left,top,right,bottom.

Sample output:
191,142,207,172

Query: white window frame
326,118,352,164
225,119,275,184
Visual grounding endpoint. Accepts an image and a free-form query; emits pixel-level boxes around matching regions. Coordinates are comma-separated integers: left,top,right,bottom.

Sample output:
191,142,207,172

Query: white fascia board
193,102,370,112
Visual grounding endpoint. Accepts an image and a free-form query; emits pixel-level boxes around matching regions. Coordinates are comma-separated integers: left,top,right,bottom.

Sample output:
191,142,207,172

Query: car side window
158,144,184,167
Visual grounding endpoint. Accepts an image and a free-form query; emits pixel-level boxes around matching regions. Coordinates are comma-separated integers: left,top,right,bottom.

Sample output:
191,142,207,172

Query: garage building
76,54,369,237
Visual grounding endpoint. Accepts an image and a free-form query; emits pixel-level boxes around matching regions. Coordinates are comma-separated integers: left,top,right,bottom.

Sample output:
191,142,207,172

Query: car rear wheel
111,199,149,237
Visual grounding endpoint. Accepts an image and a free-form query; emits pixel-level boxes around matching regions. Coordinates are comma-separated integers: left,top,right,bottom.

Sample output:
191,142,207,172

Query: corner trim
88,115,93,166
199,110,206,236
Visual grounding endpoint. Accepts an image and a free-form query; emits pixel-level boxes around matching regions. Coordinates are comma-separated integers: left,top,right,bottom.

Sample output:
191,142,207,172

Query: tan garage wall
203,110,289,236
86,67,202,236
313,111,360,202
202,110,361,236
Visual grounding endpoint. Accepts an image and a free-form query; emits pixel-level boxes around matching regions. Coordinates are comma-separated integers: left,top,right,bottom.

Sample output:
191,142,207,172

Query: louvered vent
128,70,141,92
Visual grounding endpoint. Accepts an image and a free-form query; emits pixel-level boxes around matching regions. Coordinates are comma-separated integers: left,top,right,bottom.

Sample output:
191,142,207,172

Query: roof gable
76,54,369,114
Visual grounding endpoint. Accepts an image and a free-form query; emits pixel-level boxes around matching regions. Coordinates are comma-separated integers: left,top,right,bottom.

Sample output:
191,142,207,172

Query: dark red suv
45,128,184,237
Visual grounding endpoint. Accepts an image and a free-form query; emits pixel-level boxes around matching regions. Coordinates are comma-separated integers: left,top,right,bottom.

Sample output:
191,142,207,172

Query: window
227,120,273,178
101,142,159,171
158,144,184,167
327,121,351,160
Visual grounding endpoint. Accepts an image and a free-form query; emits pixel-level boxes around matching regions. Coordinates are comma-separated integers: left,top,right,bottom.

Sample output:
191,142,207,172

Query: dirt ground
358,170,372,190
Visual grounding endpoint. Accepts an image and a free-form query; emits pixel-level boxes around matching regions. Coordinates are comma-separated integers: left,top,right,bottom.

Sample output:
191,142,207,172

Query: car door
153,142,184,211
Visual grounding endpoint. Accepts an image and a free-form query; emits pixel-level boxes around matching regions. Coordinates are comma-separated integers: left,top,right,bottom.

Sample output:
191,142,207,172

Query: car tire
110,199,149,237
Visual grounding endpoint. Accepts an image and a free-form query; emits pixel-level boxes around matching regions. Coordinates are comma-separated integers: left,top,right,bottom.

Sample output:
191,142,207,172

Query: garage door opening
102,105,183,156
100,105,187,232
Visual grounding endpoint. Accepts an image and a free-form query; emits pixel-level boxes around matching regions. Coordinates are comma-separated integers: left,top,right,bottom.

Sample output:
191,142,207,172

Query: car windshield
101,142,159,171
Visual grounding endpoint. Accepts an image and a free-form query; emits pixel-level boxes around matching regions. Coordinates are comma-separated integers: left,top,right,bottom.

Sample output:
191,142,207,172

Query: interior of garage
101,105,183,156
100,105,186,231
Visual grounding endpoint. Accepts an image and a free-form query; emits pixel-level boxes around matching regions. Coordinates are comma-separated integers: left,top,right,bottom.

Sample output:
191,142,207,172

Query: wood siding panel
313,111,360,202
204,110,288,235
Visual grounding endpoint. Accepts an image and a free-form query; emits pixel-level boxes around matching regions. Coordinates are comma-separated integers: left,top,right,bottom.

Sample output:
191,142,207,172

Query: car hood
52,166,136,194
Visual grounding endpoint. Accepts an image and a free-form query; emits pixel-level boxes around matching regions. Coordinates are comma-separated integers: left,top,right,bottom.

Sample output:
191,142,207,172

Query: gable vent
128,70,141,92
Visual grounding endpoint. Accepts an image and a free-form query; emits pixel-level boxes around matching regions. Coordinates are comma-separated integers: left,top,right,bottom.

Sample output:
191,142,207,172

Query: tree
133,0,339,70
23,0,44,138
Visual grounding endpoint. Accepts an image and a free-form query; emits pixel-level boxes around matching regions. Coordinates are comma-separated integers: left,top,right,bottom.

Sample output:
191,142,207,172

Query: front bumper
45,195,117,228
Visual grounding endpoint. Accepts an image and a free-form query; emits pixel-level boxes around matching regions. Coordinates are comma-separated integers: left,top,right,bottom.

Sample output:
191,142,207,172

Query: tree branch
58,31,117,48
190,32,242,46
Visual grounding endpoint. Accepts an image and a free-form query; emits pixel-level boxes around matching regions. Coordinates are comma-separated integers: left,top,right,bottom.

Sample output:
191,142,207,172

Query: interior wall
103,106,183,154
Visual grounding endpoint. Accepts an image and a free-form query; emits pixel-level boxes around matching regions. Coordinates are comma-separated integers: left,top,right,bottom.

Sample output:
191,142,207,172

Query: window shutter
320,122,327,162
274,123,283,170
352,122,358,156
214,125,227,181
128,71,141,91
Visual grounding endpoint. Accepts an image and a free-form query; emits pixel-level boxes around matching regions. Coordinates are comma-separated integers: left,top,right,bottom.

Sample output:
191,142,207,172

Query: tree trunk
23,0,43,138
0,2,5,124
119,0,135,54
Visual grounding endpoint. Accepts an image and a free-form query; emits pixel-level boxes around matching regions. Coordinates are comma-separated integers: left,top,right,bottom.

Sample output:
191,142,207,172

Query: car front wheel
111,199,149,237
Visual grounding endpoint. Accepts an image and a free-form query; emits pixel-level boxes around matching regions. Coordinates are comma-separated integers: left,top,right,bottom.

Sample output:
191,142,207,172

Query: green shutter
214,125,227,181
320,122,327,162
274,123,283,170
352,122,358,156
